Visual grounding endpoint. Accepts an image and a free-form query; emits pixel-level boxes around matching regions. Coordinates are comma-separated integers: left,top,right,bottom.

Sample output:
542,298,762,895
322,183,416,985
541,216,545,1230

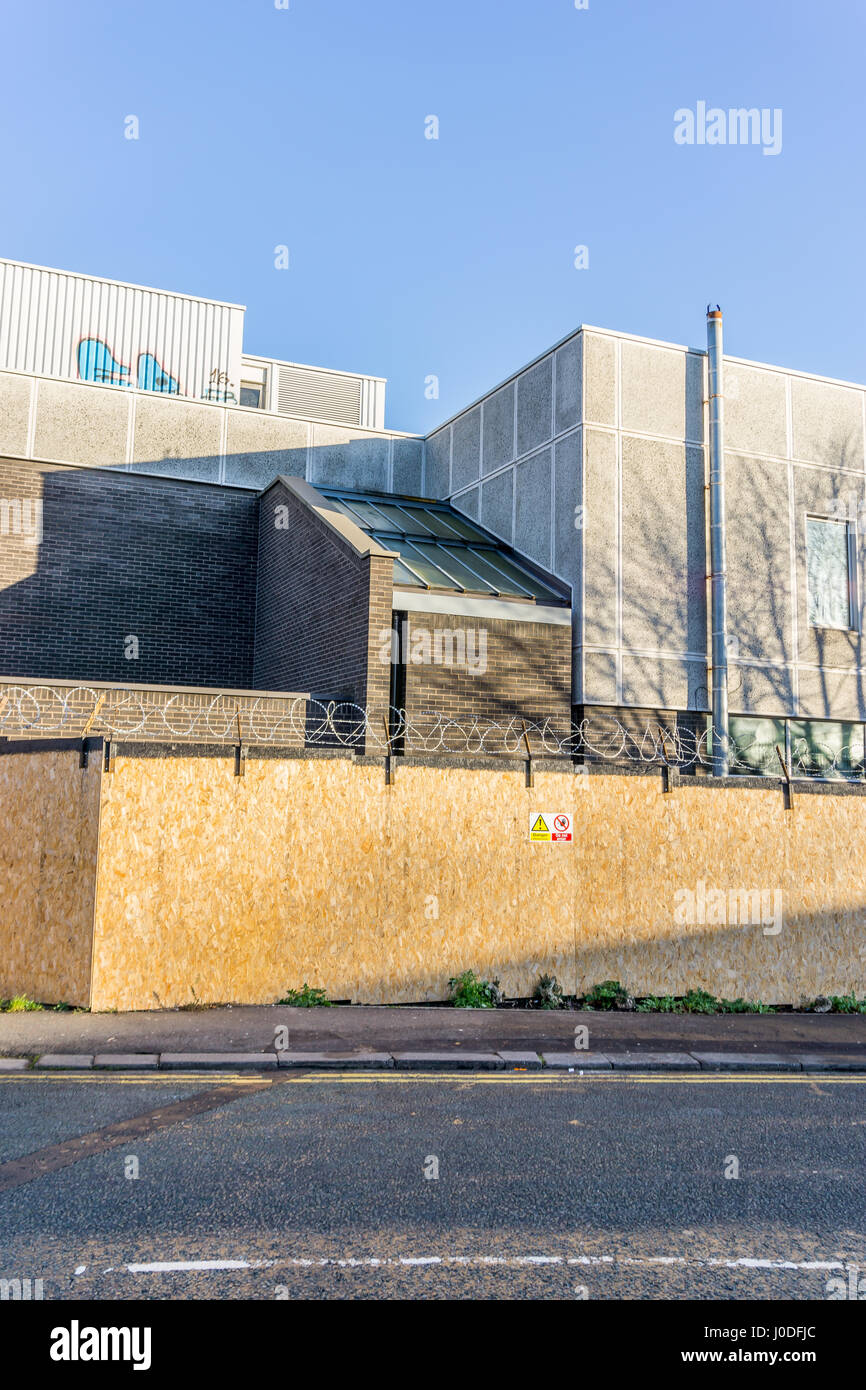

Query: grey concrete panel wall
684,445,709,655
514,448,552,568
308,424,389,491
554,337,581,435
482,383,515,475
797,666,864,722
392,438,424,495
0,370,419,495
451,406,481,492
621,654,697,711
0,373,32,457
725,454,794,675
793,464,864,676
582,333,617,426
582,648,617,704
426,427,451,498
583,429,617,648
792,376,864,470
553,429,581,596
453,485,479,520
480,469,513,544
35,379,129,469
432,328,866,727
685,353,705,445
730,662,794,718
133,395,222,481
725,365,787,458
132,456,222,482
620,342,704,442
621,437,705,658
516,357,553,457
224,412,308,488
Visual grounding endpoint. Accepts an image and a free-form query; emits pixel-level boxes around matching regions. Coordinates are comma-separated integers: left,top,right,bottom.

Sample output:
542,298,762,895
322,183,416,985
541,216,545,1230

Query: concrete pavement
2,1003,865,1053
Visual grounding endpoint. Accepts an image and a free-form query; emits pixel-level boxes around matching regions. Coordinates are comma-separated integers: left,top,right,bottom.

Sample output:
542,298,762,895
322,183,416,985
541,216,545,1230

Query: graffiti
76,338,236,399
136,351,179,394
78,337,179,393
77,338,131,386
200,367,237,404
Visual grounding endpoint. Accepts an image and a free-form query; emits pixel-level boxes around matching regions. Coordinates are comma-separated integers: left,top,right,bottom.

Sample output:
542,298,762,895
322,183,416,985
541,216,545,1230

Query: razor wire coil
0,683,862,780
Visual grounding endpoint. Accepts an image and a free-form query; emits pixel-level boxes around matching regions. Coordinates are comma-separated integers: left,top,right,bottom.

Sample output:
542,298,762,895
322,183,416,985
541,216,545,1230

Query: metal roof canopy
317,487,569,604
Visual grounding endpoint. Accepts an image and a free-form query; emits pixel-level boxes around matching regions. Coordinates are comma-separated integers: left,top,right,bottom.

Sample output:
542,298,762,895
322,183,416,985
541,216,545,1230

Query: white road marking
90,1253,857,1276
127,1260,272,1272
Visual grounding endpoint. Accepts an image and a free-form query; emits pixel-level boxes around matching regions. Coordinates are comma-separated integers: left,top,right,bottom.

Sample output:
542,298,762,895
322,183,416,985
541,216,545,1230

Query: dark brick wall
254,479,393,708
399,610,572,727
574,704,705,738
0,457,258,686
0,456,572,727
573,704,707,772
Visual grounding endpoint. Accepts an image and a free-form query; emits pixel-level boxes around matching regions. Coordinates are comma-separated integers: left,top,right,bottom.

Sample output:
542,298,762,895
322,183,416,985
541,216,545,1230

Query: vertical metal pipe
707,307,729,776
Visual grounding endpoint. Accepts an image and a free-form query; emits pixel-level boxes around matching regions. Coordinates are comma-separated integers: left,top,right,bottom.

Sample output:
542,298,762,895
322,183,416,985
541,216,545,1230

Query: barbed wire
0,683,862,780
0,684,307,747
313,702,713,765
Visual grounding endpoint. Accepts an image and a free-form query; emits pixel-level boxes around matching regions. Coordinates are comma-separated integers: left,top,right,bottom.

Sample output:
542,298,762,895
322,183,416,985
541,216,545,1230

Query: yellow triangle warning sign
531,815,549,834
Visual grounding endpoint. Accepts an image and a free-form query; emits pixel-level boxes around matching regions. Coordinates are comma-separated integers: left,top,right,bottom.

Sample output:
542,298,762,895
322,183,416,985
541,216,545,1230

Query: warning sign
529,812,572,842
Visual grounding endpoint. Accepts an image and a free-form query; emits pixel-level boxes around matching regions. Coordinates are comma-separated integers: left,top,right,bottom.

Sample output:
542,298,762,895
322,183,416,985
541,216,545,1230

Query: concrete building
431,324,866,773
1,257,865,773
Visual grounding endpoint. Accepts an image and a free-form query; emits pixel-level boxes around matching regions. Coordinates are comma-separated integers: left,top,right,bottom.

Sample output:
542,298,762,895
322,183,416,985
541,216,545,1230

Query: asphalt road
1,1070,864,1301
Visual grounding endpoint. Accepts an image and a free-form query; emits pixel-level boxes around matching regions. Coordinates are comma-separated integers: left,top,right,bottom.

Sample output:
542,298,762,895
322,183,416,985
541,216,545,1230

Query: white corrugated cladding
276,364,362,424
0,259,245,401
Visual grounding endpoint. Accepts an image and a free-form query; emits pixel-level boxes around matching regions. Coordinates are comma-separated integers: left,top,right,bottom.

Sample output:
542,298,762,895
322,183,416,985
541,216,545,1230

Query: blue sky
2,0,864,433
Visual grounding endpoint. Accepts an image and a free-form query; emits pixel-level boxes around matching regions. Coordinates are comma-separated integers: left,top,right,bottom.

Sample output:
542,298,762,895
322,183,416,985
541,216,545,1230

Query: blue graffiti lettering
77,338,131,386
137,352,180,394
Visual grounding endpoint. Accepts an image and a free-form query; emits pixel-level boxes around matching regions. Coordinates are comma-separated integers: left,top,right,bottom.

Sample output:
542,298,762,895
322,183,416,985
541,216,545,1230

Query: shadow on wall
58,426,423,495
285,906,866,1008
89,888,866,1012
400,619,573,730
584,413,865,722
0,444,561,708
0,430,425,693
0,461,259,686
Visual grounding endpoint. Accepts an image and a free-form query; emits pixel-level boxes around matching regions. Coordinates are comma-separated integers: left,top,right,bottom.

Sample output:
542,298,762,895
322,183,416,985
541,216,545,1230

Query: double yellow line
1,1071,863,1086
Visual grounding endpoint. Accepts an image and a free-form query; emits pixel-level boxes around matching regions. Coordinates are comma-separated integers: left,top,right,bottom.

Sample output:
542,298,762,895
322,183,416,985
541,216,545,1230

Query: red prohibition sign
554,815,570,832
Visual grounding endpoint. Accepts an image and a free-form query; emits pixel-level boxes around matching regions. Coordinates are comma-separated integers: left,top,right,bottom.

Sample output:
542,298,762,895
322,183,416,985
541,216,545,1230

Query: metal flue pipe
706,306,729,776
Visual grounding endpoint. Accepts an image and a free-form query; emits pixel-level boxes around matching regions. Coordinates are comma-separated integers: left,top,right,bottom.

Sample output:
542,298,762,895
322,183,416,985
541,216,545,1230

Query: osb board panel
0,750,100,1006
90,757,866,1010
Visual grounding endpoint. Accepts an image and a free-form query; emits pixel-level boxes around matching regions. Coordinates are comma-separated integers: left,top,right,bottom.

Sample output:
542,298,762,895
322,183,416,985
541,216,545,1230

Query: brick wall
399,609,572,729
574,703,707,772
0,457,257,686
254,478,393,710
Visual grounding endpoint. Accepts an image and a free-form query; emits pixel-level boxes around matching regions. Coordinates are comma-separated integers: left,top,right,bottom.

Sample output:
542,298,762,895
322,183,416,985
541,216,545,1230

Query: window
728,715,786,775
789,719,865,780
806,517,854,630
728,715,865,780
239,383,263,408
